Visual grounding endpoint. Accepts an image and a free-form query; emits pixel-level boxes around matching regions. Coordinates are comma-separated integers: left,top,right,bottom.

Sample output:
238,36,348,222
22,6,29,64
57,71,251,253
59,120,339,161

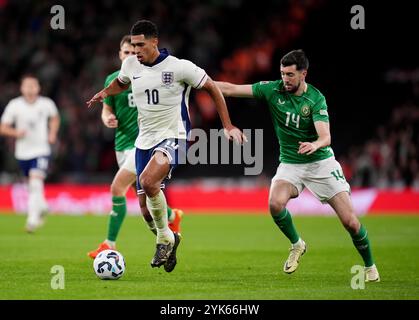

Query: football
93,250,126,280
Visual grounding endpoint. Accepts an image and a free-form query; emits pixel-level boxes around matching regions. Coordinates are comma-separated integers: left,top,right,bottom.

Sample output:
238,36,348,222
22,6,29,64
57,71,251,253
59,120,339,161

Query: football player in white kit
87,20,246,272
0,74,60,233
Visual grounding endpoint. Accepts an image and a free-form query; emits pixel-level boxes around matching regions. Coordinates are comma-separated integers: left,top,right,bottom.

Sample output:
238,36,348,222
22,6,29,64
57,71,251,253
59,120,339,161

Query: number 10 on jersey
145,89,159,105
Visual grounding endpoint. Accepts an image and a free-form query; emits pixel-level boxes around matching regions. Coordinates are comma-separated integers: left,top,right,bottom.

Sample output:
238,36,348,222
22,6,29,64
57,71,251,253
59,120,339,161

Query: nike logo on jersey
133,75,142,80
278,98,285,105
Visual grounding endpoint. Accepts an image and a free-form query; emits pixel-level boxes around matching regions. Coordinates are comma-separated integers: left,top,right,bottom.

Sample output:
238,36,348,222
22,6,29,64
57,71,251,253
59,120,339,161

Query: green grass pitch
0,213,418,300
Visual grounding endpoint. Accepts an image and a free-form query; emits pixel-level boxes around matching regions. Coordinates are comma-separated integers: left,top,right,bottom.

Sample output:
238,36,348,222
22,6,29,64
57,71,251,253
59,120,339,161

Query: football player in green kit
88,35,183,259
216,50,379,282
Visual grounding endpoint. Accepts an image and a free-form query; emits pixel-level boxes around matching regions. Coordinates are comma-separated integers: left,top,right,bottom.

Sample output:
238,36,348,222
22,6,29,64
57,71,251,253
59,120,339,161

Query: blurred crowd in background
0,0,417,189
340,68,419,189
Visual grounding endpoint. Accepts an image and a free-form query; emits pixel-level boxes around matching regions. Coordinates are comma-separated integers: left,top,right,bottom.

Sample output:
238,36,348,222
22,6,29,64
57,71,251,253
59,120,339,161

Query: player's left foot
164,232,181,273
365,264,380,282
168,208,184,234
25,223,37,234
151,234,177,268
283,240,306,274
88,242,115,259
38,207,48,227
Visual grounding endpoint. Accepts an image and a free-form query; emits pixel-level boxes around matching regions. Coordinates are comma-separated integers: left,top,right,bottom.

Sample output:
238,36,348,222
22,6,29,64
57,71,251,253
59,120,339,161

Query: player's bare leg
269,180,306,274
140,151,180,270
328,191,379,282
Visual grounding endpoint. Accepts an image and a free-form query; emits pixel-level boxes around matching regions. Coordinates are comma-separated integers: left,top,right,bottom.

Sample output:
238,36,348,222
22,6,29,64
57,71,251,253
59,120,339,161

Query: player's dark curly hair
281,49,309,70
130,20,158,38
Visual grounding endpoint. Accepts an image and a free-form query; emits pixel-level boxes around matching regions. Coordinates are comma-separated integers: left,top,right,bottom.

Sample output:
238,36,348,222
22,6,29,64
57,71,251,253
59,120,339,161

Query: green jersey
103,70,138,151
252,79,334,164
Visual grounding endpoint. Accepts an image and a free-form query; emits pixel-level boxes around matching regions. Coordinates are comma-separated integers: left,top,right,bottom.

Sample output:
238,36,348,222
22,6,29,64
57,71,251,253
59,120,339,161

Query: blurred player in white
87,20,246,272
0,74,60,233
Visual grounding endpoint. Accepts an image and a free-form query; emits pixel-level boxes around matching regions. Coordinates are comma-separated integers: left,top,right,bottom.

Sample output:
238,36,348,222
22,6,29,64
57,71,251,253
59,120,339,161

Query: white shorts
272,157,351,203
115,148,136,174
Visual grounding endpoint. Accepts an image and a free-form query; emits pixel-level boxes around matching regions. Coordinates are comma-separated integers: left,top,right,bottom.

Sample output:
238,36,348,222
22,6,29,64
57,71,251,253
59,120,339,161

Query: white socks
146,190,174,245
104,240,116,248
27,178,45,227
292,238,305,249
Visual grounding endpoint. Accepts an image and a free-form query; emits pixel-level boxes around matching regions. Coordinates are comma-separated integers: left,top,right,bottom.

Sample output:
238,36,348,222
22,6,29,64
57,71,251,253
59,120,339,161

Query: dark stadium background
0,0,417,189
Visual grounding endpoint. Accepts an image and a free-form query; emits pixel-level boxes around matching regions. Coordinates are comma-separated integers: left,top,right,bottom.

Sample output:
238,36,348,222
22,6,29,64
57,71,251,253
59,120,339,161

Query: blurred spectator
339,102,419,189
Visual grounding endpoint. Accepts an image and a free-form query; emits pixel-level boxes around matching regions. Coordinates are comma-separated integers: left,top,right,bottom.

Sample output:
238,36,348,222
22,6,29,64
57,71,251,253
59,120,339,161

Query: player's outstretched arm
202,77,247,144
101,103,118,128
86,78,130,108
215,81,254,98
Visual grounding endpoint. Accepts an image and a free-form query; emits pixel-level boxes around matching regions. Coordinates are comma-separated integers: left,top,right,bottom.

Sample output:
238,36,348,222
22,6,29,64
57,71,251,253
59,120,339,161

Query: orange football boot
168,208,184,235
88,242,114,259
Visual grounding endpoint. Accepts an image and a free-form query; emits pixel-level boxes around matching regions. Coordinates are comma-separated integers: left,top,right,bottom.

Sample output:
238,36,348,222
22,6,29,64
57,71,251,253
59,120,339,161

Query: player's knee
269,198,287,215
139,174,158,196
343,215,360,234
110,181,125,197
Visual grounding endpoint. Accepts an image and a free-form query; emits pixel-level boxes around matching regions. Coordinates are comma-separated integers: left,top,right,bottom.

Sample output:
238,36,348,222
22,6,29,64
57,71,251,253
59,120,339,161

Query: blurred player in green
216,49,380,282
88,35,183,259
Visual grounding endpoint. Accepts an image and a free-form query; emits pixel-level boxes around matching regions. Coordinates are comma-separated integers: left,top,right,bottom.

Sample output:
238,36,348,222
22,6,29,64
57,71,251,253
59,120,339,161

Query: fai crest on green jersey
301,105,311,117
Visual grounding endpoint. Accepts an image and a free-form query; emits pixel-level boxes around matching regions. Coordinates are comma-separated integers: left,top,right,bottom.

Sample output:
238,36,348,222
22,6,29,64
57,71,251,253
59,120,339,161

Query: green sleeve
252,81,269,99
103,74,115,107
312,95,329,122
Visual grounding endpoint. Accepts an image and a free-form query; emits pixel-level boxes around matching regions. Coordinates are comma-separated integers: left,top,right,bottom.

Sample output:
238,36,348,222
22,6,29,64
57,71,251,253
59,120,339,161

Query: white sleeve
180,59,208,89
47,99,59,117
118,58,131,84
0,101,15,125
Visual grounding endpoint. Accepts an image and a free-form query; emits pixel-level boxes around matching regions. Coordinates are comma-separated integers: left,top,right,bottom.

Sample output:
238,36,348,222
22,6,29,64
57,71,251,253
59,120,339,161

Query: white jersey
1,96,58,160
118,52,208,149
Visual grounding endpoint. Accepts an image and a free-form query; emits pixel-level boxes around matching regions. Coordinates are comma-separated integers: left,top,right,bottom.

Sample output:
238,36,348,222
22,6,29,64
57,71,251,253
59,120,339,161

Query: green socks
273,208,375,268
107,196,127,242
272,208,300,244
351,224,374,267
167,207,174,223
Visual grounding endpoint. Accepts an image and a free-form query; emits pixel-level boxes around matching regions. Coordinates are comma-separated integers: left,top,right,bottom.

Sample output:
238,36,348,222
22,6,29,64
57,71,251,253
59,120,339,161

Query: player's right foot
164,232,181,273
168,208,184,234
151,239,175,268
25,223,37,234
38,203,49,227
365,264,380,282
88,242,114,259
283,240,306,274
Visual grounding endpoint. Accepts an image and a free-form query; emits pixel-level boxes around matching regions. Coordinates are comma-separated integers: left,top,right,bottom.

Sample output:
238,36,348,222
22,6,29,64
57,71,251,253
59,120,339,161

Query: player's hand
104,114,118,128
86,90,108,108
298,141,319,155
48,132,57,144
16,129,26,139
223,125,248,145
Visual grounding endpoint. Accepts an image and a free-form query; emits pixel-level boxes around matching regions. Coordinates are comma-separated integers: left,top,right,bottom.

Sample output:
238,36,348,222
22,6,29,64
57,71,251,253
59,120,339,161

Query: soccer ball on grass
93,249,125,280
